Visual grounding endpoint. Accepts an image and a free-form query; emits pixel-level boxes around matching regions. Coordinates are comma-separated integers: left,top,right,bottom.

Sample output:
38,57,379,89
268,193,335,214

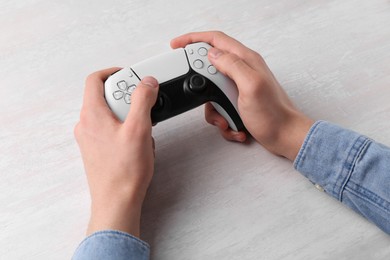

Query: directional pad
113,80,137,104
117,80,127,90
113,91,124,100
127,84,136,93
124,93,131,104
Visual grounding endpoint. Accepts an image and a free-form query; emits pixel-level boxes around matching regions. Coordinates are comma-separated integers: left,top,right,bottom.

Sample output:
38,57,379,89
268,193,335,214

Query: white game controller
104,42,244,131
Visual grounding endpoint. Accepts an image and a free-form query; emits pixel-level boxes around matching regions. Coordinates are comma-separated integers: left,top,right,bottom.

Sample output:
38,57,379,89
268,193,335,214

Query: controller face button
189,74,206,93
193,59,204,69
117,80,127,90
198,47,208,56
207,65,217,75
127,84,136,93
124,93,131,104
113,91,124,100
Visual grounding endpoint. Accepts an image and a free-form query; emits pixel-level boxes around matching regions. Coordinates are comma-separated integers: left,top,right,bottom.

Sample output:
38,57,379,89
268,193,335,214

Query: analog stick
189,74,206,93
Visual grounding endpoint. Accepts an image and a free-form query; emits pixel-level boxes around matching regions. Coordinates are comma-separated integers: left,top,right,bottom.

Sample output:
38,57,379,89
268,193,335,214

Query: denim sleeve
72,230,150,260
294,121,390,234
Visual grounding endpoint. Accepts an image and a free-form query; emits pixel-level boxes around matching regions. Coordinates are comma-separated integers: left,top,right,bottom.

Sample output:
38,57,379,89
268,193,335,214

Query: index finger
170,31,261,69
171,31,245,51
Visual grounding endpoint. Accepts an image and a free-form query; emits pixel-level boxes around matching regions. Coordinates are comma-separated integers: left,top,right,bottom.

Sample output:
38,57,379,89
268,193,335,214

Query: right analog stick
189,74,206,93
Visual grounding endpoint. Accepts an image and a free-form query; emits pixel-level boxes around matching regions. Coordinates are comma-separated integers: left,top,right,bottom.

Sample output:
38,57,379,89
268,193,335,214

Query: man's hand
74,68,159,237
171,31,314,161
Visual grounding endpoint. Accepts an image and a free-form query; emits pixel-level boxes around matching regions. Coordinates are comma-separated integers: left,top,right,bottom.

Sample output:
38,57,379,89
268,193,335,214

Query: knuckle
73,122,82,141
85,72,97,85
251,51,264,62
79,109,89,123
213,30,225,37
125,123,150,140
225,52,241,66
241,73,268,97
226,54,246,74
77,109,95,132
251,74,267,92
133,84,157,105
251,73,267,87
210,31,227,43
131,87,145,103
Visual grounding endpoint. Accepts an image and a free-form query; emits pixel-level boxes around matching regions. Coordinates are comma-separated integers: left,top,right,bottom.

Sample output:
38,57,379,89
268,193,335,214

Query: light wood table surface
1,0,389,259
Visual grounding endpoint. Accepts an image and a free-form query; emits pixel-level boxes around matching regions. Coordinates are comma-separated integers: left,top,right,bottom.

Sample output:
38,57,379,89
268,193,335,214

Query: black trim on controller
151,69,245,131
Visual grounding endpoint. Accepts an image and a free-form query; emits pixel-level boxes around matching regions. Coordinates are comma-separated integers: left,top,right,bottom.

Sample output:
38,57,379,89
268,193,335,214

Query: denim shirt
72,121,390,259
72,230,150,260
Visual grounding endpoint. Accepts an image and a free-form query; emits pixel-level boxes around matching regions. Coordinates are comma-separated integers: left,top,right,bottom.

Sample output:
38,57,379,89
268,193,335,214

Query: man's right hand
171,31,314,161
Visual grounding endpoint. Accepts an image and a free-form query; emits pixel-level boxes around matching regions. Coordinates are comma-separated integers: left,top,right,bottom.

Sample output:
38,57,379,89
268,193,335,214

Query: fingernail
142,76,158,88
209,48,223,59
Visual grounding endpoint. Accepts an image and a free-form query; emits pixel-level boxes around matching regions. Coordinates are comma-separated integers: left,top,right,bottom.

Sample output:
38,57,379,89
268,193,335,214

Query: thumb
125,76,159,125
208,47,256,89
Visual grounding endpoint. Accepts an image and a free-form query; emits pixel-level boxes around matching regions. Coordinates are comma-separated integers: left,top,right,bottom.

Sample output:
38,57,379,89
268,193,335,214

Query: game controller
104,42,244,131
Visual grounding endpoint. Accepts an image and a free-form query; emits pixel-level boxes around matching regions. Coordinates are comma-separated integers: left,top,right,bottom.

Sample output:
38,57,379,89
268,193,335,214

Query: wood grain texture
1,0,389,259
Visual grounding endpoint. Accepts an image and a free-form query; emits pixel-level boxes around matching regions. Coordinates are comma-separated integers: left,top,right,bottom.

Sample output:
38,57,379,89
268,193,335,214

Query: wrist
272,112,314,161
87,186,147,237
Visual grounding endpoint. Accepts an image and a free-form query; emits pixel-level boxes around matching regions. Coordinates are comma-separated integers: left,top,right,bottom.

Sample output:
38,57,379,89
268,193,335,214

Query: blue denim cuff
294,120,371,200
72,230,150,260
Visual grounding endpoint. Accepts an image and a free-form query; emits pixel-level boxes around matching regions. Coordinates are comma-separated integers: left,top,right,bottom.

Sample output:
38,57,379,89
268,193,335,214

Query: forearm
294,121,390,234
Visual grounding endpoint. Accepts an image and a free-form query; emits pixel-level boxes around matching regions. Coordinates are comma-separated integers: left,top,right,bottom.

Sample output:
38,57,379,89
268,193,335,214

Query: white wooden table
1,0,389,259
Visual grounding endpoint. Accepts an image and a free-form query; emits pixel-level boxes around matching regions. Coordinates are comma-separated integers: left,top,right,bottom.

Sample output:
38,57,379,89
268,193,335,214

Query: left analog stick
153,95,164,110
